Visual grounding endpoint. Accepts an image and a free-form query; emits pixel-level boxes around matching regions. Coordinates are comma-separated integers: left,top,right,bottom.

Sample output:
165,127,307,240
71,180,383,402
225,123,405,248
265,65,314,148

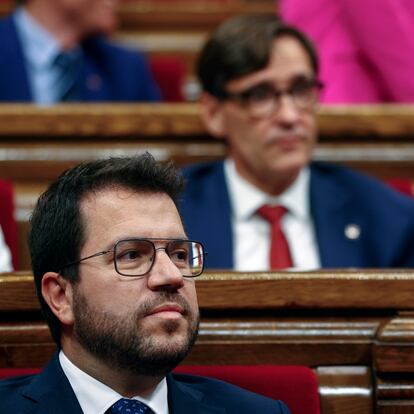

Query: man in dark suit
181,15,414,270
0,154,290,413
0,0,160,103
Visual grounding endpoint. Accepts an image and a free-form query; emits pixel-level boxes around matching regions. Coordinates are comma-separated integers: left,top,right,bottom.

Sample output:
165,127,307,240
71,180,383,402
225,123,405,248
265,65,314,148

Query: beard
72,287,199,377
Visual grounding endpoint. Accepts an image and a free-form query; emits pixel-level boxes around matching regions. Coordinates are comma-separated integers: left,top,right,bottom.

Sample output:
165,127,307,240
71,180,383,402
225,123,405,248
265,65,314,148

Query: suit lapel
167,374,226,414
20,353,83,414
183,162,234,269
79,38,111,101
204,162,233,269
310,163,365,267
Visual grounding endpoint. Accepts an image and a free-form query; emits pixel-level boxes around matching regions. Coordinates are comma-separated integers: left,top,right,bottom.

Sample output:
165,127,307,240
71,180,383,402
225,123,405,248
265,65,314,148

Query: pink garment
279,0,414,103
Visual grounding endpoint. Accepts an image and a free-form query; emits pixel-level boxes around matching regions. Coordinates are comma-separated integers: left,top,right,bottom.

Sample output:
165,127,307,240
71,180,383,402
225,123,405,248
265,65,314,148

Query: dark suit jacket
181,160,414,268
0,15,161,102
0,354,291,413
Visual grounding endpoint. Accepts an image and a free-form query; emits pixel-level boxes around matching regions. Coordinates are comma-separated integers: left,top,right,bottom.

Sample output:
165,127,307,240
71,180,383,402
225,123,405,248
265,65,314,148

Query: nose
146,248,185,291
273,94,301,126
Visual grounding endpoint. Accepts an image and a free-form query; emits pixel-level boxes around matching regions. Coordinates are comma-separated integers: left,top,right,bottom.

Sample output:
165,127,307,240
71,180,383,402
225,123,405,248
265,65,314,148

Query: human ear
199,92,227,138
41,272,75,326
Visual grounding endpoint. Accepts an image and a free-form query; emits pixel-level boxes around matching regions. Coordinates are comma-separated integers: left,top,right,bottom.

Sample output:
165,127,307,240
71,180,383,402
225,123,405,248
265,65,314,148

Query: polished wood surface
0,104,414,179
1,103,414,139
3,270,414,310
1,103,414,270
0,1,276,33
2,271,414,412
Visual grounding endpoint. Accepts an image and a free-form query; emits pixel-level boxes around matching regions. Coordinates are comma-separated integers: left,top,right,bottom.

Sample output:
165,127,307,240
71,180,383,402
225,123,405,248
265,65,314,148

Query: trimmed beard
72,287,199,377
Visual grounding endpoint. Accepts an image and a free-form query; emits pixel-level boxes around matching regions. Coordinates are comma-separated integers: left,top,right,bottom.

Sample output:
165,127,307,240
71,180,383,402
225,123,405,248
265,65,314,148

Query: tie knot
257,204,287,224
109,398,152,414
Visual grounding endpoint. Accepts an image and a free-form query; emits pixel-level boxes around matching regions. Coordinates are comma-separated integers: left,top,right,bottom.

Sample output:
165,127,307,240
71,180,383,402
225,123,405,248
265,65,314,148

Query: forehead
226,36,314,92
80,187,185,247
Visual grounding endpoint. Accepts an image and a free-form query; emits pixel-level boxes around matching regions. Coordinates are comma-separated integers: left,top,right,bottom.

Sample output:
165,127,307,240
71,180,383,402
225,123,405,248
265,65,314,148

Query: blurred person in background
279,0,414,103
180,15,414,271
0,0,161,103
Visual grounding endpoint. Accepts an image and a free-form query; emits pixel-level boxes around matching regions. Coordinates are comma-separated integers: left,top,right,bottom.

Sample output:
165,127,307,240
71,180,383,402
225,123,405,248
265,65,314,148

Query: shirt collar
59,351,169,414
224,158,311,221
13,7,61,70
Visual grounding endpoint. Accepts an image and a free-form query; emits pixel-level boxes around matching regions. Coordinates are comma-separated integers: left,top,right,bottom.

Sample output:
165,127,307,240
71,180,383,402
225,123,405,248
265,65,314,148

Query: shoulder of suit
311,161,414,206
0,374,36,406
182,160,224,178
82,36,148,64
172,372,287,410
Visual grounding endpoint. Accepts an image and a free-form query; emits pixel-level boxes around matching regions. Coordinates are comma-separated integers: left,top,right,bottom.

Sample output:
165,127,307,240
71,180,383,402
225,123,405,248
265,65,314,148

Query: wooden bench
0,103,414,269
2,270,414,413
0,0,276,33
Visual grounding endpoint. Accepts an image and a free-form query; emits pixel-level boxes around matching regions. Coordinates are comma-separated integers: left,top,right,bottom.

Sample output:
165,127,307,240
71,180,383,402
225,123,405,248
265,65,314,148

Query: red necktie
258,204,293,269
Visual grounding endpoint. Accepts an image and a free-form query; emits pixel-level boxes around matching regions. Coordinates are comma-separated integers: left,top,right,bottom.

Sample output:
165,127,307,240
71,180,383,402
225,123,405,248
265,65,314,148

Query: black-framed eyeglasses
223,77,323,119
59,238,206,278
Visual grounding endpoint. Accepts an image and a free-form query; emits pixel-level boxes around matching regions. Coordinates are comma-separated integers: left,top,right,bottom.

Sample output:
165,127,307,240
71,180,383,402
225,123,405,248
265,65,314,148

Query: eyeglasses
59,238,206,278
223,78,323,119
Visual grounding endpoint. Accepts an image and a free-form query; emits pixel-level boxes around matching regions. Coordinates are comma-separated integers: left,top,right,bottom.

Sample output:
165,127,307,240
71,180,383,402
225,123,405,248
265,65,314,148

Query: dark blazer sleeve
168,373,291,413
0,354,83,413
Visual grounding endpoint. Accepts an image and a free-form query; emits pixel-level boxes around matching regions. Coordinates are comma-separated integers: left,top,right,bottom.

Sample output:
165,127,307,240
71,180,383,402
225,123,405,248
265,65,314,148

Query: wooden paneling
375,317,414,372
0,104,414,180
1,103,414,139
374,316,414,411
196,271,414,309
0,1,276,33
1,103,414,270
0,273,36,311
3,271,414,310
317,366,373,414
4,271,414,412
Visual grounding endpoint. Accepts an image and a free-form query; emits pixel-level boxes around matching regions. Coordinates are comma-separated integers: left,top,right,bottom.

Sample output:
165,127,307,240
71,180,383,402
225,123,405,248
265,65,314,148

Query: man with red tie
180,15,414,271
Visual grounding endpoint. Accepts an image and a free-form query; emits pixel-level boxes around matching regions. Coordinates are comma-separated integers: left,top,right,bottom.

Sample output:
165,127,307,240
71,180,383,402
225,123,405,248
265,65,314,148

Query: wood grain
0,103,413,139
3,271,414,310
2,271,414,413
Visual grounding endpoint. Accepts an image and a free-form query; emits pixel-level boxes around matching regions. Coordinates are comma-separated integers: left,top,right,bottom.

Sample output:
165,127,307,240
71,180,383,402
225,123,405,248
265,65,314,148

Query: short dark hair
29,153,184,346
197,14,319,98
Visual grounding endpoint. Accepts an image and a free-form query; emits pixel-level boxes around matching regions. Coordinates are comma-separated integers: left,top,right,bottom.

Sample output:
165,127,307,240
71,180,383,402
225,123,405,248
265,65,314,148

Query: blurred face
55,0,118,36
211,36,318,194
70,188,199,376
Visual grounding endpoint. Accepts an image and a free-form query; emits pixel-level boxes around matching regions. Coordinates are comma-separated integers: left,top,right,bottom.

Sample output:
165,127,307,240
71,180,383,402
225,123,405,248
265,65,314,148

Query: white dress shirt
59,351,169,414
0,227,12,272
224,159,320,271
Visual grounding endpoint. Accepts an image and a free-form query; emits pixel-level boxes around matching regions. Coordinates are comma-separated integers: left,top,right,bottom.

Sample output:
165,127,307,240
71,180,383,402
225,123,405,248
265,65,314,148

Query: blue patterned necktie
108,398,153,414
53,50,82,102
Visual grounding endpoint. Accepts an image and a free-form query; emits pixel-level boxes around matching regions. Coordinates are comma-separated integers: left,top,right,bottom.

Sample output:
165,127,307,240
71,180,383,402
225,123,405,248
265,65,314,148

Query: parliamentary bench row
0,103,414,269
1,103,414,180
2,271,414,413
0,0,276,33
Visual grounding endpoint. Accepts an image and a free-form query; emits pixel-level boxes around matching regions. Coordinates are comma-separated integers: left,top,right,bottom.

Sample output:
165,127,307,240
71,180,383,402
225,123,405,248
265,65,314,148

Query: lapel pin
344,224,361,240
86,74,102,91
